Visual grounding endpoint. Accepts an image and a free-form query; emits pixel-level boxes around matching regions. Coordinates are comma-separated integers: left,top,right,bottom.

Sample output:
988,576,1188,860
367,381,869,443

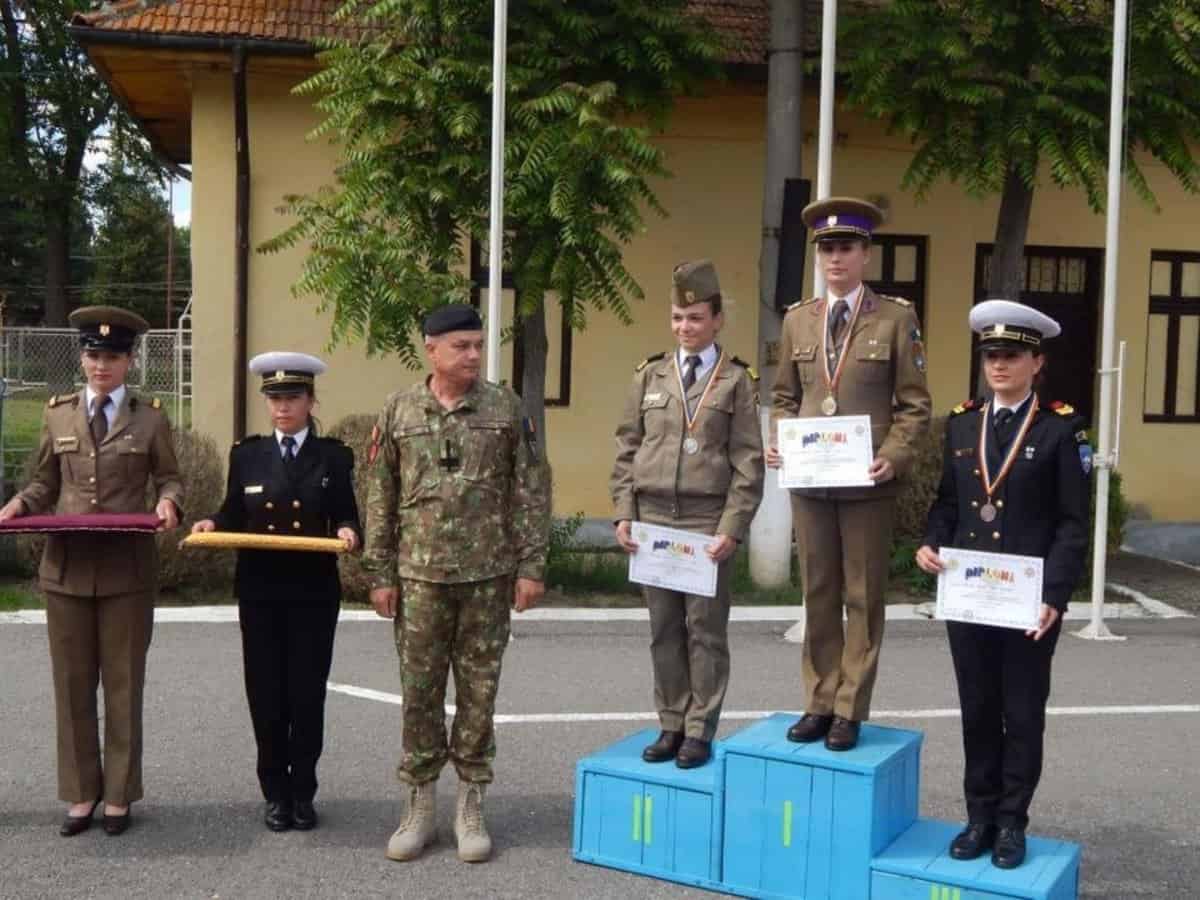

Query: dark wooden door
972,245,1102,424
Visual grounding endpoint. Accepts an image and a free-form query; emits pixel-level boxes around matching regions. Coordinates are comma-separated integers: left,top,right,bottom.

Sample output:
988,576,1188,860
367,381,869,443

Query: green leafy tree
1,0,115,324
86,123,190,327
839,0,1200,301
261,0,723,446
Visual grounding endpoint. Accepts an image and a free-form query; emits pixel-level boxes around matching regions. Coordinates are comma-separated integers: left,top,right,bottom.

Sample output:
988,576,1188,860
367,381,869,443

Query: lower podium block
719,713,922,900
573,728,723,890
871,819,1079,900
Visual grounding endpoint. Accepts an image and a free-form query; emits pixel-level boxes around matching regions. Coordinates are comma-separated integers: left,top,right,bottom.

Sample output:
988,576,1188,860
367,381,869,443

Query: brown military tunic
611,349,764,741
771,286,931,721
17,389,183,804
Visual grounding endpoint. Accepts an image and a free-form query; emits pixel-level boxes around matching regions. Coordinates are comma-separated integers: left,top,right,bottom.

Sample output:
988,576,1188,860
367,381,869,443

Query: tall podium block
573,729,723,890
718,713,922,900
871,819,1080,900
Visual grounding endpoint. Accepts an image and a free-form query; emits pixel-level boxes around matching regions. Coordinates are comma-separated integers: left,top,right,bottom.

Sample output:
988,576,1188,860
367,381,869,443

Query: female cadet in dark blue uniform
193,352,361,832
915,300,1090,870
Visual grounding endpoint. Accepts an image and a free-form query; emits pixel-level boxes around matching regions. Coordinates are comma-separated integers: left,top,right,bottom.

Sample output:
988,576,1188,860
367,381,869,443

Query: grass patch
0,582,41,611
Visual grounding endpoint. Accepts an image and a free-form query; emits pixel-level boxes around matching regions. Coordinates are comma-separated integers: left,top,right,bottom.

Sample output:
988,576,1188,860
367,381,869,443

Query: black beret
423,303,483,337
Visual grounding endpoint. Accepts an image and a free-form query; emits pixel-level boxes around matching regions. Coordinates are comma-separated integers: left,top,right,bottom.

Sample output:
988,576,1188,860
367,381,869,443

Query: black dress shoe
292,800,318,831
786,714,833,743
59,798,101,837
675,738,711,769
102,806,132,837
992,827,1026,869
642,730,684,763
824,717,860,751
949,823,997,860
264,801,293,832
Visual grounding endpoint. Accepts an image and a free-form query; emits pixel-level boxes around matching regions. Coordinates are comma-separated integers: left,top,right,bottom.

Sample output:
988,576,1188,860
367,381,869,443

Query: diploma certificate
778,415,875,489
627,522,719,598
936,547,1044,631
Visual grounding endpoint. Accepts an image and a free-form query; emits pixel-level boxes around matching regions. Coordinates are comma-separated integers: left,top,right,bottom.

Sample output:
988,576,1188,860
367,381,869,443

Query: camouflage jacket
363,377,551,586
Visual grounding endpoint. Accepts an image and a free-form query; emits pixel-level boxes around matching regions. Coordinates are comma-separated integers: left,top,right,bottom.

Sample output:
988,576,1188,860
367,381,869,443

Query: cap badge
827,215,838,226
99,324,111,336
685,290,696,302
275,370,285,379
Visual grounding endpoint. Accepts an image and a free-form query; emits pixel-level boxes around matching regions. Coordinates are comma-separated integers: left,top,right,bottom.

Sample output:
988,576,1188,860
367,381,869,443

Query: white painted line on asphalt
325,682,1200,723
1107,582,1194,618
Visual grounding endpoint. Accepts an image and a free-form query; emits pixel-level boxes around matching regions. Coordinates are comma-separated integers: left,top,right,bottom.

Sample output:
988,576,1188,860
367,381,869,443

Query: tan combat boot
454,781,492,863
386,780,437,861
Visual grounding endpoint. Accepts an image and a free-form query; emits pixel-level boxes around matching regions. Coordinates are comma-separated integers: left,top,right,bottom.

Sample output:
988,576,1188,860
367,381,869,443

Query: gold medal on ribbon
675,350,726,456
976,397,1039,520
820,285,865,416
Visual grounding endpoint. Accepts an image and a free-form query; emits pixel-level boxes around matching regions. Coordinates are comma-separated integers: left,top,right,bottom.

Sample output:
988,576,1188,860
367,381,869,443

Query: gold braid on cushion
181,532,349,554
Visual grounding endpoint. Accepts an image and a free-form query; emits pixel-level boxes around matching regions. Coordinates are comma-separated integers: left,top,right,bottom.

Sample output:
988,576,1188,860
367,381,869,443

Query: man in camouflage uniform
364,304,550,864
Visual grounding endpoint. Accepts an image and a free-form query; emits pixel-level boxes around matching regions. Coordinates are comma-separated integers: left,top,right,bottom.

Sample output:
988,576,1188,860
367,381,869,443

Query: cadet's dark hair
677,294,723,316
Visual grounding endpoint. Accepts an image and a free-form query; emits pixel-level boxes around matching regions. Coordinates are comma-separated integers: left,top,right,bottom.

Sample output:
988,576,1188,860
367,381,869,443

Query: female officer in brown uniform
0,306,183,837
611,260,764,769
193,352,360,832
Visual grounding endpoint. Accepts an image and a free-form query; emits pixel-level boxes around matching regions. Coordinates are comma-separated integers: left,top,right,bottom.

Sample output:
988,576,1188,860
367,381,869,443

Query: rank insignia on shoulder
787,297,818,312
151,397,161,409
1049,401,1075,416
47,393,76,408
882,294,913,308
635,351,667,372
730,356,759,380
951,398,981,416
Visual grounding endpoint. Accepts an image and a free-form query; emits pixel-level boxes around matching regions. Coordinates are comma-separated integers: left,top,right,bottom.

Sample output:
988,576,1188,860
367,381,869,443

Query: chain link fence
0,326,192,497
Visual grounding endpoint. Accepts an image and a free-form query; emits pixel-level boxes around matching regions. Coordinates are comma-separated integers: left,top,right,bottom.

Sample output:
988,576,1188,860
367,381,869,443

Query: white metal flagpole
1076,0,1128,642
485,0,509,383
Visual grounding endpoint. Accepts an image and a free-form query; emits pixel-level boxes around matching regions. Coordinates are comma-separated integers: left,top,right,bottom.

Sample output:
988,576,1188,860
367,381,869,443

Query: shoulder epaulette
950,398,982,416
151,397,161,409
1049,401,1075,416
321,435,346,445
635,351,667,372
47,393,77,408
786,296,819,312
232,434,265,448
729,355,759,381
880,294,913,308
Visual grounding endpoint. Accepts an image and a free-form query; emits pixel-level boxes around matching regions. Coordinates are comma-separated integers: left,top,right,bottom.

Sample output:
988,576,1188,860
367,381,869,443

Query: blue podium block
718,713,922,900
871,819,1079,900
573,728,724,890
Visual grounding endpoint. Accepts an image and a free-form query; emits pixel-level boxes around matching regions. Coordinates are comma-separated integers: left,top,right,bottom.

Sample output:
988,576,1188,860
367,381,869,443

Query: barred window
1144,251,1200,423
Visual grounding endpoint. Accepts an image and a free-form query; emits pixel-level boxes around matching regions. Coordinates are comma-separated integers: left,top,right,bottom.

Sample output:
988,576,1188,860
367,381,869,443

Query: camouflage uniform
364,377,550,785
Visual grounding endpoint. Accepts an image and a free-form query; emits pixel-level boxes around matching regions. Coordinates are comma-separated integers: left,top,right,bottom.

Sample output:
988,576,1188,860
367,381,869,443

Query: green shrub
326,413,377,603
893,415,946,542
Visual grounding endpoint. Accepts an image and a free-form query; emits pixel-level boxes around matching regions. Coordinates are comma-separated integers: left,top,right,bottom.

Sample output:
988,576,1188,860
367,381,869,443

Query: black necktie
681,355,702,392
90,395,111,446
281,435,297,470
993,407,1013,430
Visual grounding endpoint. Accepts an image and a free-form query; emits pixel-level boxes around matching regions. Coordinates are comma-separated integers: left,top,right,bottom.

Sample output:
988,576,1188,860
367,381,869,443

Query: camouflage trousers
396,575,512,786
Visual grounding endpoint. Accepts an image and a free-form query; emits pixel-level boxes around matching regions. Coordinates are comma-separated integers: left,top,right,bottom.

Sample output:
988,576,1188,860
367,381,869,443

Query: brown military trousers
396,575,512,786
791,494,896,722
45,590,154,804
637,496,733,743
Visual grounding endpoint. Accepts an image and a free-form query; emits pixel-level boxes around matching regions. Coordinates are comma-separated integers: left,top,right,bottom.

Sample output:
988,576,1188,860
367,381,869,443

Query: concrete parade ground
0,612,1196,899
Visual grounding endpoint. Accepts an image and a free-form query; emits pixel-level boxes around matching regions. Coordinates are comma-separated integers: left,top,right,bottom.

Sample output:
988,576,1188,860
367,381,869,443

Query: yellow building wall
188,72,1200,521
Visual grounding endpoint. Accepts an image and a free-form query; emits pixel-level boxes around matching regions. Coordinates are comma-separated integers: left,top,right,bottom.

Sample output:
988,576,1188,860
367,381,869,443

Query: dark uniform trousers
948,618,1062,829
792,494,896,722
45,589,154,804
238,594,340,803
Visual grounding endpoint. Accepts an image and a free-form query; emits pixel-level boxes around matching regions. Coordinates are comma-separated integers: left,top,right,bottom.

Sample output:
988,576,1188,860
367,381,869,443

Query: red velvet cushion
0,513,161,534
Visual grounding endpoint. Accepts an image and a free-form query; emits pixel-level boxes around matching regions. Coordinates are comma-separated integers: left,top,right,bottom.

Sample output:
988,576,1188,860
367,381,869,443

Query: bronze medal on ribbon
976,398,1039,521
819,286,865,417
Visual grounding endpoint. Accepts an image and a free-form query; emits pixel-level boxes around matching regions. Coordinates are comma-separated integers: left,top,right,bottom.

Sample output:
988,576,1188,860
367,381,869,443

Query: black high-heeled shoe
60,797,101,837
102,803,133,836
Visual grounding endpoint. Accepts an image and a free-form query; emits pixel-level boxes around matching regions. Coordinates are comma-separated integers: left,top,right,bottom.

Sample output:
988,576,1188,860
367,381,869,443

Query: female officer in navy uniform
916,300,1090,869
193,352,361,832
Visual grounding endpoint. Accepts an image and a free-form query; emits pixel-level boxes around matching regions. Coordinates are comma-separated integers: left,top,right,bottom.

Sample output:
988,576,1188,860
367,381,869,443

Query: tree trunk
43,204,71,327
517,291,549,459
987,163,1035,300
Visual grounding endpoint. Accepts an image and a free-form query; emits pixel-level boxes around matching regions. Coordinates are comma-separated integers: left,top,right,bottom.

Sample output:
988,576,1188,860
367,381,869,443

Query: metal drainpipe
233,43,250,441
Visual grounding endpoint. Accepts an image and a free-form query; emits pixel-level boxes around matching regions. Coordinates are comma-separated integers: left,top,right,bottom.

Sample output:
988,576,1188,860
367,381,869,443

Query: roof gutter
65,24,315,57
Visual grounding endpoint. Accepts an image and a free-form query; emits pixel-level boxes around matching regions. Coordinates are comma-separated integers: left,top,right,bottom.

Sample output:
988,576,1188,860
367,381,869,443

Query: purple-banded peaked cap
801,197,884,243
